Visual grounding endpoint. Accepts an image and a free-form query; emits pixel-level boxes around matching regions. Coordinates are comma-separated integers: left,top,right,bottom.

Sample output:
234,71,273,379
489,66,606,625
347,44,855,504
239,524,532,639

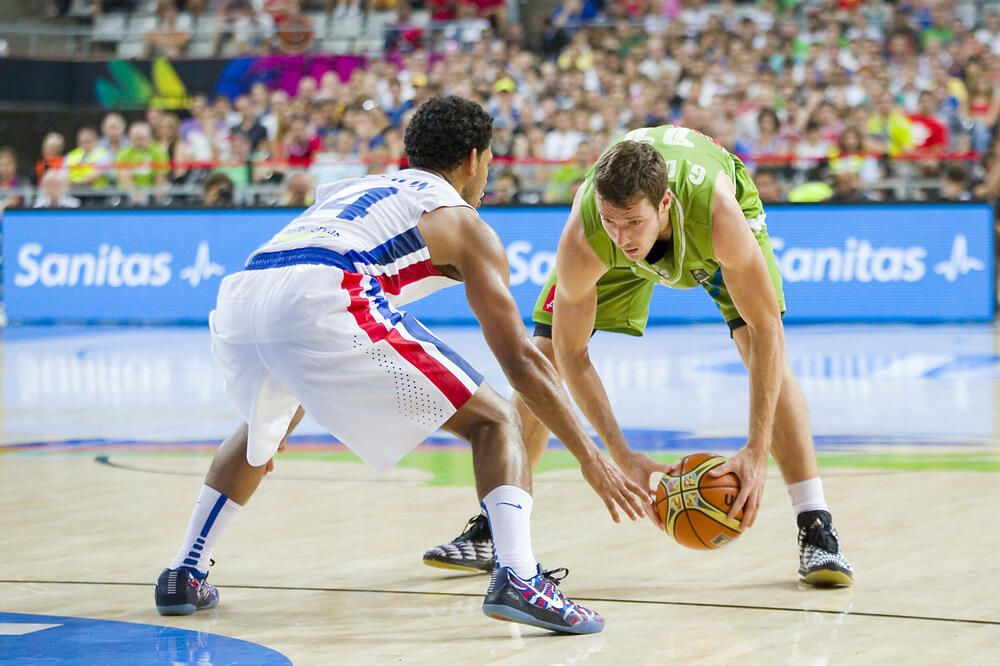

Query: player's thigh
532,266,653,337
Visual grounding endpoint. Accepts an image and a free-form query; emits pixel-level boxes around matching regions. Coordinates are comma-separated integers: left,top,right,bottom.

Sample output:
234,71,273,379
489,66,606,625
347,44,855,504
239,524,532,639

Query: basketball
654,453,744,550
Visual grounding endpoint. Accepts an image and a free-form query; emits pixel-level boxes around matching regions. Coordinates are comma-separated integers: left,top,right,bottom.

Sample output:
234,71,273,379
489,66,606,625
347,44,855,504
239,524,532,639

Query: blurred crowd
8,0,1000,210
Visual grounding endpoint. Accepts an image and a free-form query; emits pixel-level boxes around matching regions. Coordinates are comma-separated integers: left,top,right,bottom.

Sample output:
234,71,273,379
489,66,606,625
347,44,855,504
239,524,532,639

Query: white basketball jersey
247,169,473,306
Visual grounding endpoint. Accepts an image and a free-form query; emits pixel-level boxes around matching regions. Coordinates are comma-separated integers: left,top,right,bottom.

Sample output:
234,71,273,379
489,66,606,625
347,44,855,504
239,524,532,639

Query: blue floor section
0,612,292,665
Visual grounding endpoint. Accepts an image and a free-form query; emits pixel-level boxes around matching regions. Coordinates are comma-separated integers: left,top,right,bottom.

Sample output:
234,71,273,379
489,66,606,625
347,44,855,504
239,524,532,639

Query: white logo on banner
933,235,984,282
179,242,225,287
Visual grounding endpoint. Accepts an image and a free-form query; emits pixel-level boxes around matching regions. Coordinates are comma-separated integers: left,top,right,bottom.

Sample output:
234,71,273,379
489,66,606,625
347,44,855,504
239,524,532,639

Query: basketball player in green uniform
424,126,854,586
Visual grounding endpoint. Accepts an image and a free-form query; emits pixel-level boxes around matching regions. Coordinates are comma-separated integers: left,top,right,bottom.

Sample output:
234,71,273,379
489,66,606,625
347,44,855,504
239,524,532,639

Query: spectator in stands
143,0,193,59
213,94,242,129
382,79,414,128
182,104,231,178
154,112,188,182
260,89,290,143
486,169,524,205
280,169,315,207
754,169,783,203
0,146,25,209
278,115,322,169
543,138,592,203
829,169,880,203
974,12,1000,55
867,89,913,157
939,163,972,201
542,109,583,161
213,0,272,56
34,170,80,209
232,95,269,153
794,119,831,179
960,72,999,154
35,132,65,185
271,0,315,54
829,125,881,185
116,122,170,206
202,172,236,206
213,130,258,189
66,127,113,190
310,128,367,183
99,113,129,157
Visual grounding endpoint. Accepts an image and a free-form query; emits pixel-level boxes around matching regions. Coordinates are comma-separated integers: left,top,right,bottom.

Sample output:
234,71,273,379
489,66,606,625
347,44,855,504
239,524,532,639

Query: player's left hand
708,445,767,529
263,438,288,475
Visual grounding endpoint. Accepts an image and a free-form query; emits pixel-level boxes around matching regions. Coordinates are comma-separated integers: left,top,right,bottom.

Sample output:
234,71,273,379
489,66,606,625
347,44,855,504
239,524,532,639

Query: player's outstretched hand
580,454,651,524
263,438,288,476
708,446,767,528
617,451,669,530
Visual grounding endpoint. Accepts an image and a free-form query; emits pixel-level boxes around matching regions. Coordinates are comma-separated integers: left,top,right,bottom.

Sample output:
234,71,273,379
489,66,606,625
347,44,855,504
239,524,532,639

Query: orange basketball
654,453,743,550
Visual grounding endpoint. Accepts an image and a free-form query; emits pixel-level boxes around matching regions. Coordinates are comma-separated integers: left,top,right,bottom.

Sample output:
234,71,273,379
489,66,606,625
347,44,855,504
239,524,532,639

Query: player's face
463,146,492,209
596,191,671,261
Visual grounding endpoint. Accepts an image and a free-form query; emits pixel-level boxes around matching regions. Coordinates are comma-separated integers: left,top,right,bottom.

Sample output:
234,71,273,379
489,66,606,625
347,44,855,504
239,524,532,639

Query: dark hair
592,140,668,209
943,164,968,184
404,95,493,172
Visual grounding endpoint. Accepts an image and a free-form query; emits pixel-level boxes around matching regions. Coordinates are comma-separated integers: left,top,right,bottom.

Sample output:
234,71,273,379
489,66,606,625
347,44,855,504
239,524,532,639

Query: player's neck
656,204,673,242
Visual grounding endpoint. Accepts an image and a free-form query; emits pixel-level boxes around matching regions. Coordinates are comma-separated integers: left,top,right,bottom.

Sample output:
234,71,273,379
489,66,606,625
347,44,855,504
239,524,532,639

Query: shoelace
461,515,490,540
541,567,569,585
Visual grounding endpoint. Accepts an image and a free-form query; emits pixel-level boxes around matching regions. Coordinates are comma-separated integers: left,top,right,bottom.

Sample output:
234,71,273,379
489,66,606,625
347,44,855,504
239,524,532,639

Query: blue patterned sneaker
155,567,219,616
482,565,604,634
797,510,854,587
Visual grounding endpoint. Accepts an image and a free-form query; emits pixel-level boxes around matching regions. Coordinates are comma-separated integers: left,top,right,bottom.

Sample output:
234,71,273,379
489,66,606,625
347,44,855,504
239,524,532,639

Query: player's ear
466,148,479,177
659,189,672,214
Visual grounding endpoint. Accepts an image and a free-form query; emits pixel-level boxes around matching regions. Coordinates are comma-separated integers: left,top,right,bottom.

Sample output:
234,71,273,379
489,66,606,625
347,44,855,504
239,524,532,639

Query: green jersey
532,125,783,335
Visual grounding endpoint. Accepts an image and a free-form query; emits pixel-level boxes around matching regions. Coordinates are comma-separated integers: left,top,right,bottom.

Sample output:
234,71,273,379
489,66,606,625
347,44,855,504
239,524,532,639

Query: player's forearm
504,350,601,465
745,323,783,450
556,350,633,464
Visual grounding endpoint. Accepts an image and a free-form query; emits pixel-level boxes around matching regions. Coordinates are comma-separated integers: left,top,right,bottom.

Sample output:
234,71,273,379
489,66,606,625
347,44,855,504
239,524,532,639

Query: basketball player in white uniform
153,96,651,634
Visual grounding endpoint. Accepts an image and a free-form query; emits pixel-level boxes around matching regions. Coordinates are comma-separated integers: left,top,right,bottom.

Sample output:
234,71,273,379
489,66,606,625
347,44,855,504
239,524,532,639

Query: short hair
404,95,493,172
592,140,668,209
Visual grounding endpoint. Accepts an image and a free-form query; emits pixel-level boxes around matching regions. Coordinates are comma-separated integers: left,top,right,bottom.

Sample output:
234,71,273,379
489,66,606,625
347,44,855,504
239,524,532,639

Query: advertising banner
2,203,993,325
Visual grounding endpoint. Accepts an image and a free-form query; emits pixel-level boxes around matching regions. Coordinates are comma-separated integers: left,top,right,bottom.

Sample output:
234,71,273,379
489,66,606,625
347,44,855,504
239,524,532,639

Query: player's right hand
580,454,652,524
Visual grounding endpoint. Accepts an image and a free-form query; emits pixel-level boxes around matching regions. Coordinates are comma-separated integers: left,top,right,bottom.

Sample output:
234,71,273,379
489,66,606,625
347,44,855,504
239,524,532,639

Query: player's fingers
616,491,640,520
604,497,621,523
728,486,750,521
746,490,763,528
708,461,732,476
645,502,664,531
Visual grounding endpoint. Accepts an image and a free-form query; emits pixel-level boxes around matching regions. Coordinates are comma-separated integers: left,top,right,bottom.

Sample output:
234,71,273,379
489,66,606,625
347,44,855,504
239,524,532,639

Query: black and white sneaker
422,513,495,573
155,566,219,616
797,510,854,587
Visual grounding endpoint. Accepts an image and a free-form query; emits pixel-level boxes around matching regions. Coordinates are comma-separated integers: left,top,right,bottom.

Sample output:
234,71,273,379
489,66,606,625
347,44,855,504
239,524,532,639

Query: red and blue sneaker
482,565,604,634
155,567,219,616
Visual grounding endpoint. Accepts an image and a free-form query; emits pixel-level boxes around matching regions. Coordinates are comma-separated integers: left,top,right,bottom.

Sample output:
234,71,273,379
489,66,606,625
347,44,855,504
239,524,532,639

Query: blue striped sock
169,485,242,576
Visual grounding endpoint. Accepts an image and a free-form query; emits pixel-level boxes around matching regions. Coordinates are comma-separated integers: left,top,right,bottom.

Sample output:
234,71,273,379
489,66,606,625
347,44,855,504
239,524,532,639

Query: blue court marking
0,612,291,665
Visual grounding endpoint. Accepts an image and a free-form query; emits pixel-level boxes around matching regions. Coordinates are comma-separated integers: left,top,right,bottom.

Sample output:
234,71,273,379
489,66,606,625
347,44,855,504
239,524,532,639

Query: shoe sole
422,557,492,574
156,603,196,616
801,569,854,587
155,595,219,616
483,604,604,635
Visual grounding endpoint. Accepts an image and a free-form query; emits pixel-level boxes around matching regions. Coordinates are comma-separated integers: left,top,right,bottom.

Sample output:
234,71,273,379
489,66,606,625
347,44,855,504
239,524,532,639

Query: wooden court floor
1,324,999,664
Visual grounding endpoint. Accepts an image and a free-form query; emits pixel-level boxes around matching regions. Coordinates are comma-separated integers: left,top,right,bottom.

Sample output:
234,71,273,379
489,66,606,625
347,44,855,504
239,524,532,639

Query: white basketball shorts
209,263,483,471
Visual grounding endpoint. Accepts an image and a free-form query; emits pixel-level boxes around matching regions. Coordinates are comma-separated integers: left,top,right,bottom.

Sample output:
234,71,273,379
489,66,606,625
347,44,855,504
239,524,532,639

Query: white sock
787,477,828,517
481,485,536,580
170,485,242,577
